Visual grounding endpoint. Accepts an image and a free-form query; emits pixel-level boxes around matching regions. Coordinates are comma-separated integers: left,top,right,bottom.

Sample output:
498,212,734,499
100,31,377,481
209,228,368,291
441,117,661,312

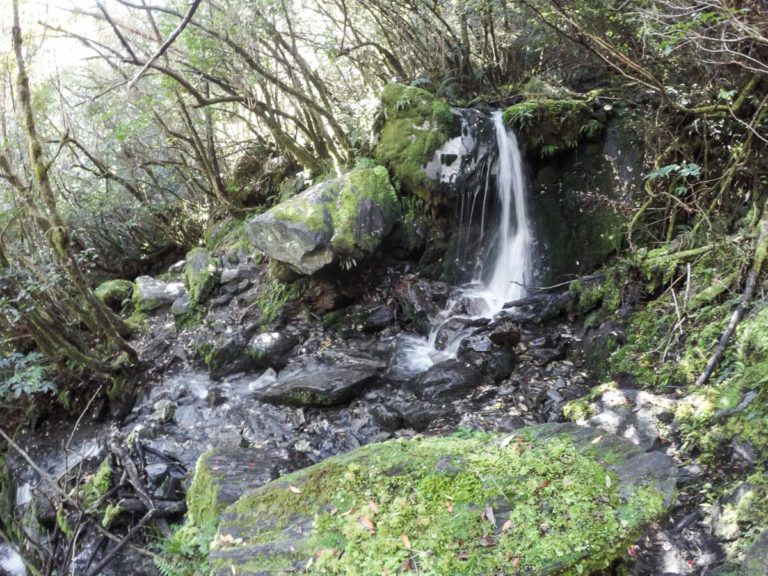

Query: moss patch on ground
375,84,456,203
211,428,668,575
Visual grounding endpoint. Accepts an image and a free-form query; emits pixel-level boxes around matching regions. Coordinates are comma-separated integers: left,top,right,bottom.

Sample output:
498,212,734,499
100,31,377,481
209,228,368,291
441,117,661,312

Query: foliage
0,352,56,402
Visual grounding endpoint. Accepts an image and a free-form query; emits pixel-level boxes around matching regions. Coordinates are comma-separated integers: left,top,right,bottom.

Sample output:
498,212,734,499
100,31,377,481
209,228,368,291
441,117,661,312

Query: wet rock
583,320,625,377
220,267,244,284
185,247,219,304
408,359,482,402
434,317,487,351
145,463,169,484
0,544,25,576
489,320,521,349
248,331,300,370
209,422,677,576
246,167,398,275
210,293,234,307
207,387,227,407
501,291,573,324
369,404,404,431
133,276,186,314
94,279,134,311
171,294,191,316
398,400,455,431
455,335,514,380
524,346,566,367
395,276,449,334
153,399,176,424
357,303,395,330
203,330,253,379
256,365,380,407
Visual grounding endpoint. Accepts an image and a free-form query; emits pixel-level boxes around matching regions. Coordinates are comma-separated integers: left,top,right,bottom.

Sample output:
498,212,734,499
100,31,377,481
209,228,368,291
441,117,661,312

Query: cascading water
394,110,535,377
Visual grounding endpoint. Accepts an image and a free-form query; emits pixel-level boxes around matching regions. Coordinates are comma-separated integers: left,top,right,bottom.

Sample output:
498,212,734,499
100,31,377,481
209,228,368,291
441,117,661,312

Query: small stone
145,463,169,484
153,399,176,424
207,387,227,407
171,295,190,316
210,293,234,307
546,389,564,403
220,268,243,284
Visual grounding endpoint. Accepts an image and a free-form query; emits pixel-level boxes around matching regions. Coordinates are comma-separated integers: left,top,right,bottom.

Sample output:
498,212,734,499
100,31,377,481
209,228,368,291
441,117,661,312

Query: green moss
187,452,219,527
331,166,399,254
81,457,113,508
375,84,456,202
271,181,338,233
503,98,599,157
94,279,134,310
212,431,668,575
184,247,218,304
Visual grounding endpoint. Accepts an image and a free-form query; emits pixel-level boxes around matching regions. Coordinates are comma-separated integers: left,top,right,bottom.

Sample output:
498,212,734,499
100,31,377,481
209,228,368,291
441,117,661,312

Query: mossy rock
247,167,399,275
209,423,676,575
375,84,457,202
503,98,601,158
94,279,134,311
185,247,219,304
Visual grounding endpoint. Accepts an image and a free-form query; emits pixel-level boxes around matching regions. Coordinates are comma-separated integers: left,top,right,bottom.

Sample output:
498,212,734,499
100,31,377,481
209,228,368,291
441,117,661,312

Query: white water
394,111,534,377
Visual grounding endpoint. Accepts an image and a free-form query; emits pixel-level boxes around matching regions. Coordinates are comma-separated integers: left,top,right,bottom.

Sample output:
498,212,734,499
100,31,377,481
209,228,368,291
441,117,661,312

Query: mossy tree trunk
11,0,137,367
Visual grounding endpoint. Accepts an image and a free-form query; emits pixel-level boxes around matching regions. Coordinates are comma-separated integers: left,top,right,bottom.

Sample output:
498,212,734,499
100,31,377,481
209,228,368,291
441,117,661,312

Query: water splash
394,110,534,377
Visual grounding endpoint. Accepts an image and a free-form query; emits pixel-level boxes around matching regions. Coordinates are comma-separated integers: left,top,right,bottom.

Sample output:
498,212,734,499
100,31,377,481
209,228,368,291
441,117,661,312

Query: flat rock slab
255,365,380,407
209,422,677,576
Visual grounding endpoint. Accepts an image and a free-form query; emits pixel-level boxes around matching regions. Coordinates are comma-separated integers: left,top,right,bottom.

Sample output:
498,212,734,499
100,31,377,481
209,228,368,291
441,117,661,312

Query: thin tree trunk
12,0,137,364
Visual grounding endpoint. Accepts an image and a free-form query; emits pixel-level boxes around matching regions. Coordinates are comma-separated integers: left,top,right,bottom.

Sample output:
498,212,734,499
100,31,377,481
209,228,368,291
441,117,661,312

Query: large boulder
408,359,482,402
246,166,399,275
208,422,677,576
133,276,186,314
375,84,493,204
94,279,134,311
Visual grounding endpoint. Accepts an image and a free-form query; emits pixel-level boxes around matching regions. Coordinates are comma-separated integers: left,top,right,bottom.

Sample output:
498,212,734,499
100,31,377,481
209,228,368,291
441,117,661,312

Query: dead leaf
289,485,302,494
445,499,454,513
400,534,412,550
457,550,469,561
359,516,376,533
341,507,355,516
591,434,603,444
511,556,521,568
484,506,497,526
605,475,612,488
401,558,414,571
478,536,497,548
502,519,513,532
538,479,550,490
368,500,379,515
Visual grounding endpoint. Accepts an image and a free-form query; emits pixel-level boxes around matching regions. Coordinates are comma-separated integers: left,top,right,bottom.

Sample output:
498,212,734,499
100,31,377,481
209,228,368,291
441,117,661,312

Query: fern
154,556,187,576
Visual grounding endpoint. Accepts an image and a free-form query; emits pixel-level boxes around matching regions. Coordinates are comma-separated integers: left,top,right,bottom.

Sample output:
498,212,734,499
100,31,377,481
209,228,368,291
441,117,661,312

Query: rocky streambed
1,251,730,576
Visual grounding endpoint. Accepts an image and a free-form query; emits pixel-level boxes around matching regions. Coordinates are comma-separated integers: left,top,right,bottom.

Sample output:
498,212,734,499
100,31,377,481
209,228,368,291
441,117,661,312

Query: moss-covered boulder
503,98,602,158
375,84,459,202
208,422,676,575
246,166,399,275
94,279,134,310
185,247,219,304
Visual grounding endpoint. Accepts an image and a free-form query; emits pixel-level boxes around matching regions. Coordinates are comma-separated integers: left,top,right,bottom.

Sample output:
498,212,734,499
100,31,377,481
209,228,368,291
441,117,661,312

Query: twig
84,510,155,576
126,0,202,89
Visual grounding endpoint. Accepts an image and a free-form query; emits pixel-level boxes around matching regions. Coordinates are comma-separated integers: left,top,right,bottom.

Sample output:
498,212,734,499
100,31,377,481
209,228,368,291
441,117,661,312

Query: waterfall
393,111,535,377
474,110,533,315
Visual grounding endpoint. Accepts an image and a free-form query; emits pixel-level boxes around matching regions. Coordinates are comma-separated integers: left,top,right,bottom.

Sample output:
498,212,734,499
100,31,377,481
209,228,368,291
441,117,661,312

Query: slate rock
408,359,482,402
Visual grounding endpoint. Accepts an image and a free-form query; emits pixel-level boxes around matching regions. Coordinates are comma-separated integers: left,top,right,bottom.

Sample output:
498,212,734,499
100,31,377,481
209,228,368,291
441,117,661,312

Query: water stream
394,111,535,376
